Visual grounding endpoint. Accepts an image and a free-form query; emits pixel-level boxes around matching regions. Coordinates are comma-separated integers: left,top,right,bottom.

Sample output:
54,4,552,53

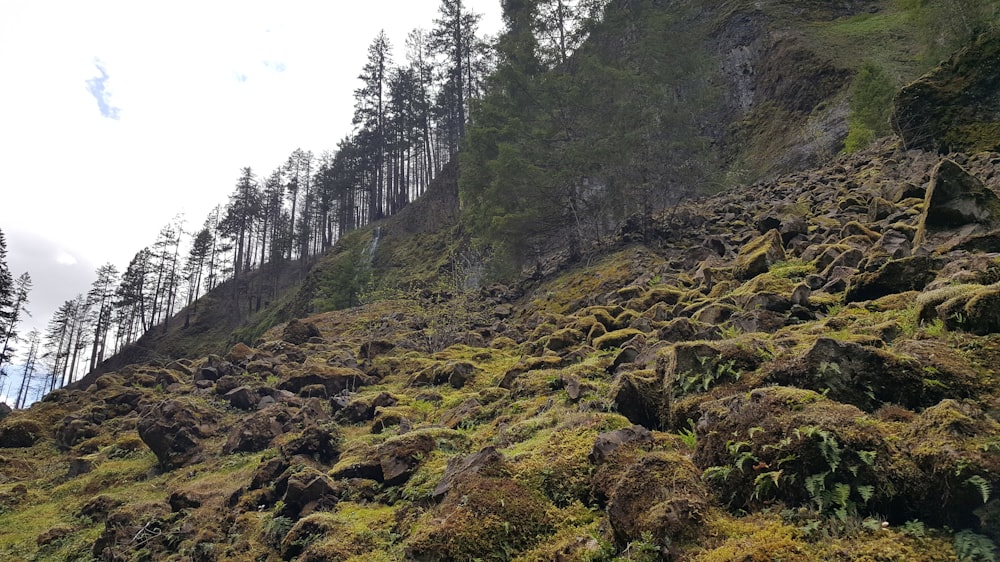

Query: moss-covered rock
892,29,1000,153
845,256,941,303
405,476,554,561
915,159,1000,245
605,450,711,550
734,229,786,281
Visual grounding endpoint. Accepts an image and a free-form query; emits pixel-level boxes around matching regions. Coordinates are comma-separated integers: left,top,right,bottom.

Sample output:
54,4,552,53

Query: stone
223,410,283,454
733,229,786,280
589,425,653,464
0,402,11,421
54,416,100,449
168,490,204,512
278,365,373,396
915,159,1000,245
766,337,957,411
845,255,941,303
281,424,341,463
223,386,259,411
606,451,709,548
137,399,218,470
375,432,437,485
226,342,256,365
441,361,476,389
282,467,340,517
875,229,913,259
214,375,241,396
892,29,1000,153
433,446,505,501
611,370,663,429
0,418,44,448
281,319,322,345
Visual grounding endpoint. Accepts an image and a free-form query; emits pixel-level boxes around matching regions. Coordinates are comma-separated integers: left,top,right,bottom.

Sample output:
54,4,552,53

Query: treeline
0,228,34,408
462,0,715,272
0,0,504,404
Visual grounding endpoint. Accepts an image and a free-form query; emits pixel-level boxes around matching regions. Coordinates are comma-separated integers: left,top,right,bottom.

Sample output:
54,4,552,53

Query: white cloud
55,252,78,266
0,0,501,362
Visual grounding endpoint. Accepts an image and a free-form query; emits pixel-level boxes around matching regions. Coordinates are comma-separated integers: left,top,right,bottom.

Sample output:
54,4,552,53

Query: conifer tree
0,272,31,368
86,264,118,372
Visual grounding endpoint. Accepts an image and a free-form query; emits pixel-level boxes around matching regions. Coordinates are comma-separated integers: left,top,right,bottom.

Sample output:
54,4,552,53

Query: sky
0,0,503,397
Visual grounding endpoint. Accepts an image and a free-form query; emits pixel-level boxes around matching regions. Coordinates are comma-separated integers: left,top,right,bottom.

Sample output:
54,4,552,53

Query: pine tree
0,228,14,356
0,272,31,367
355,32,392,222
86,264,118,372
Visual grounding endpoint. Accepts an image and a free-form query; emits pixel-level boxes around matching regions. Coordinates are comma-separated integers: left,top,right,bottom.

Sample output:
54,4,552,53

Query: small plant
954,530,998,562
264,513,294,546
900,520,926,538
965,475,992,504
673,358,741,398
676,419,698,449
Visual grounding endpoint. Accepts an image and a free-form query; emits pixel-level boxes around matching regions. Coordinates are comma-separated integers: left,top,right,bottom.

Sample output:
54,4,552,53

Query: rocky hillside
5,10,1000,562
2,131,999,560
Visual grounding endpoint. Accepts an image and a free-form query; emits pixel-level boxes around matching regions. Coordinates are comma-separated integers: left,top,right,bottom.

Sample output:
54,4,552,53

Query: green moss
593,328,644,350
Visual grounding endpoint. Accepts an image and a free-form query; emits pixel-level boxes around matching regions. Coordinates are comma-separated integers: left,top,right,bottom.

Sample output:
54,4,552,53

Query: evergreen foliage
845,61,896,152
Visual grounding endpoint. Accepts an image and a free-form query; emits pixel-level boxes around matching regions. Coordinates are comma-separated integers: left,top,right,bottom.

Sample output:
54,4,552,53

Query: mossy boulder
922,282,1000,334
281,318,322,345
405,476,554,561
593,328,644,350
844,256,941,303
766,337,959,411
915,159,1000,245
734,229,786,281
693,387,905,514
892,29,1000,153
901,399,1000,528
611,369,664,429
278,365,373,396
0,417,44,448
605,450,711,550
137,398,219,469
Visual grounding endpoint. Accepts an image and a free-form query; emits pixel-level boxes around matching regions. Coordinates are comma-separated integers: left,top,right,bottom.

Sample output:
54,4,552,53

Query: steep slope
3,134,999,561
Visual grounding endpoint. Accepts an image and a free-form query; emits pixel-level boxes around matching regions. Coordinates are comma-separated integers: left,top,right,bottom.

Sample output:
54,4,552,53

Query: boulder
433,446,506,500
0,402,11,421
278,365,373,396
223,386,259,411
223,408,284,454
226,342,257,365
891,29,1000,153
0,418,43,448
281,424,342,463
845,256,941,303
282,467,340,517
374,431,438,485
137,399,218,469
281,319,322,345
606,451,710,549
765,337,960,411
915,159,1000,245
589,425,654,464
733,229,786,281
54,416,100,449
611,370,663,429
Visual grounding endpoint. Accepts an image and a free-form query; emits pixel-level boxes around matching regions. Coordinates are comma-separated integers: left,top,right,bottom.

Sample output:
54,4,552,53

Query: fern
965,475,992,504
856,484,875,504
954,530,998,562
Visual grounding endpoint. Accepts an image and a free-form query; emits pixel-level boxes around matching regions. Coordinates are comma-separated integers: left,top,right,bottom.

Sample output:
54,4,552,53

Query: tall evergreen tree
0,272,31,368
355,32,392,222
86,264,118,372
